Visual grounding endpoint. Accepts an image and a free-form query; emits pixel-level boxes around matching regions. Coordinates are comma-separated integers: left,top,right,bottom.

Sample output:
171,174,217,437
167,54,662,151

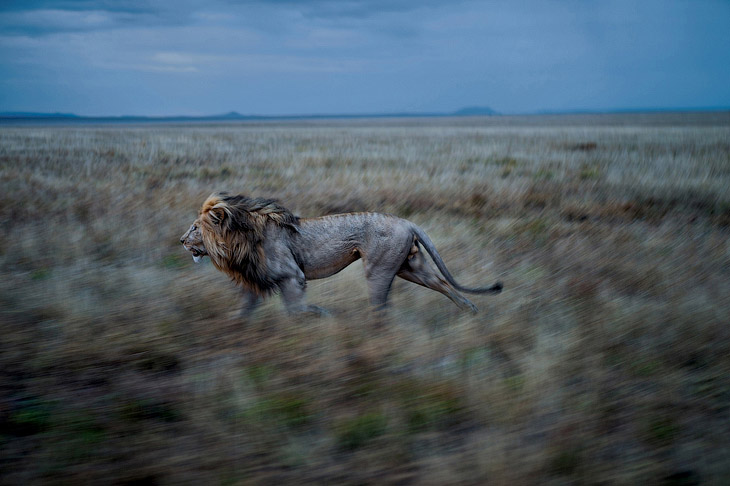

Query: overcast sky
1,0,728,116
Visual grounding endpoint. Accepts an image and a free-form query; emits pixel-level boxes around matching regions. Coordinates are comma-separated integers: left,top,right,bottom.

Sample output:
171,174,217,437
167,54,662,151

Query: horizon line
1,106,729,122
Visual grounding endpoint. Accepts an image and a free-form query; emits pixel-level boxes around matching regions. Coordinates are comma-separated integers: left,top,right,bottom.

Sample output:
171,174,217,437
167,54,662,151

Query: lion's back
295,212,415,278
299,212,409,241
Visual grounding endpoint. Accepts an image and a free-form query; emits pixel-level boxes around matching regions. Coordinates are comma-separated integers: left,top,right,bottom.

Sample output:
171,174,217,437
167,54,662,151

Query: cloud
0,0,728,115
234,0,465,19
0,8,115,34
0,0,195,35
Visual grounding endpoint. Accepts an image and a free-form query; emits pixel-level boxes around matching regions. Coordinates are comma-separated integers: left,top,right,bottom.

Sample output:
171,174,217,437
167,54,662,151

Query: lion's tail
411,226,503,295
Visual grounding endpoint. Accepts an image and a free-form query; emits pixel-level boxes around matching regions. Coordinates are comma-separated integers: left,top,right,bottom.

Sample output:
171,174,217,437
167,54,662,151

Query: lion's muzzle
181,223,207,263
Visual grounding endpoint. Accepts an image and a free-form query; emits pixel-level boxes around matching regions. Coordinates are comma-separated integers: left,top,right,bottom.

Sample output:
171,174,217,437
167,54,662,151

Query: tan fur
181,193,502,316
181,193,298,295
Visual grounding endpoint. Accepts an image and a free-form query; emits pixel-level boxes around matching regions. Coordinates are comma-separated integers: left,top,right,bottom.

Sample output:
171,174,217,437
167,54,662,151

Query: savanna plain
1,113,729,485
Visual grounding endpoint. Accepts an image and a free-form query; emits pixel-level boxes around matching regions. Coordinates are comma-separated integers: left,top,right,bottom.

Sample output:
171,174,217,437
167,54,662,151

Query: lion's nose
180,236,185,244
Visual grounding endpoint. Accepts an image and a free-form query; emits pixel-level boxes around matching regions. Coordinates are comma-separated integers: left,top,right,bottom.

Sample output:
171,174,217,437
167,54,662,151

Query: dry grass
1,113,729,485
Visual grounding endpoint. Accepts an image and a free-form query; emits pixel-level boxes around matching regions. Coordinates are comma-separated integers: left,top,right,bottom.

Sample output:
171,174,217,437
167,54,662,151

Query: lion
180,192,502,316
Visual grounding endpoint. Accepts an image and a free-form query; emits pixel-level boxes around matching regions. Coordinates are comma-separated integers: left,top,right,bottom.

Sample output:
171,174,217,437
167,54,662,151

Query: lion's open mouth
187,247,205,263
190,248,203,263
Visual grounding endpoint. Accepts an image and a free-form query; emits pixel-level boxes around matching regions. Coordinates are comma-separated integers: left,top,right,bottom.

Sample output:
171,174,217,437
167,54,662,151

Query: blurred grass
1,113,729,484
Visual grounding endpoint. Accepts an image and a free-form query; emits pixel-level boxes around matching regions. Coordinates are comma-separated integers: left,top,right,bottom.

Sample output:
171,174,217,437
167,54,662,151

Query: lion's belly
296,218,364,279
301,248,360,279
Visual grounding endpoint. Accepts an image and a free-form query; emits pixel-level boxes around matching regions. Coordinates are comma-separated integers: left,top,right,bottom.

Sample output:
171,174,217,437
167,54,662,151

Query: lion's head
180,222,207,263
181,192,299,294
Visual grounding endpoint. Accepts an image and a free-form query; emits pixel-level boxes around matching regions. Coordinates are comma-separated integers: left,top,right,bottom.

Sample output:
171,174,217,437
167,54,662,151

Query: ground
1,113,729,484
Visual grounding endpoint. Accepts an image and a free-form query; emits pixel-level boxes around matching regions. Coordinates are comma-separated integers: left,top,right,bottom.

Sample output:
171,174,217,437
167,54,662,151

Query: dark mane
219,193,300,232
198,193,299,295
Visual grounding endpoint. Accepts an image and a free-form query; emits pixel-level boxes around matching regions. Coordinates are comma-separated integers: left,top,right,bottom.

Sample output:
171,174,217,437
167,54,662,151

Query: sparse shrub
30,268,52,280
578,163,601,180
547,447,582,476
645,415,679,446
245,394,314,429
493,156,518,167
560,200,594,222
630,358,660,377
713,201,730,226
522,184,560,210
460,346,490,371
467,192,488,211
42,410,110,469
198,165,234,180
120,399,182,423
3,398,55,436
396,193,439,217
569,142,597,151
62,411,107,446
335,411,388,450
160,253,187,270
661,469,701,486
521,217,549,237
502,374,525,393
394,380,466,433
246,363,276,389
493,156,518,177
135,352,181,374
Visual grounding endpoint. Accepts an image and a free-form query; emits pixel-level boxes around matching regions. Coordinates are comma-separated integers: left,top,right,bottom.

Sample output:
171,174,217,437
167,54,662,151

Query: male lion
181,193,502,316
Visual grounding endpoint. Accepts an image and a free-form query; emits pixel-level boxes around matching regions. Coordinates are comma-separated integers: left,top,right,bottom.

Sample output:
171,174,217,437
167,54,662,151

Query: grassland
1,112,729,485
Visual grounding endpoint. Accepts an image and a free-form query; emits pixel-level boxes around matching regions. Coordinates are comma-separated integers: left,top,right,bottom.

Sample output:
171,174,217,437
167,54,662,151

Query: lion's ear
209,205,226,226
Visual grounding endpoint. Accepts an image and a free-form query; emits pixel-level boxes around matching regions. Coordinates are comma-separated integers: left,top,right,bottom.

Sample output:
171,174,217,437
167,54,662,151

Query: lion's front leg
278,276,330,316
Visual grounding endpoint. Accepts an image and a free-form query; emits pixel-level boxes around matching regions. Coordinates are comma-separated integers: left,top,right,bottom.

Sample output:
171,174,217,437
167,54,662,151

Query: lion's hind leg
361,228,414,311
397,243,478,313
365,273,397,311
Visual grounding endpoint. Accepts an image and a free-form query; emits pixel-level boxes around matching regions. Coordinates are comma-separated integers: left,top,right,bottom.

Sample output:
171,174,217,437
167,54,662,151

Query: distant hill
453,106,498,116
0,108,502,123
5,106,730,124
217,111,247,119
0,111,267,124
0,112,79,118
7,106,725,124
